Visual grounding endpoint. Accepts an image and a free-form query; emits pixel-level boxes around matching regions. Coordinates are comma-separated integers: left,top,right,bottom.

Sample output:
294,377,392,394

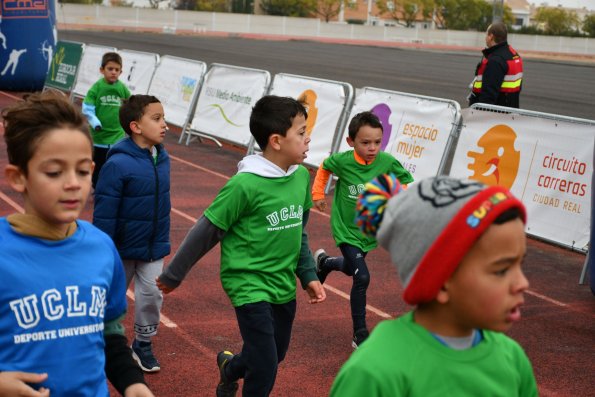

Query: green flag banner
44,41,84,92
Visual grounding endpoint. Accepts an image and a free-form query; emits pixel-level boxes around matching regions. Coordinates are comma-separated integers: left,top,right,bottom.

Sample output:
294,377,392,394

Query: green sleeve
390,158,414,184
104,313,126,336
83,80,99,105
296,210,318,289
330,366,388,397
516,344,539,397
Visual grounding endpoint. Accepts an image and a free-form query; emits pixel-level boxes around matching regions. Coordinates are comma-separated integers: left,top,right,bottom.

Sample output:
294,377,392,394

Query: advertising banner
337,87,460,181
270,73,351,168
72,44,116,98
189,64,270,147
44,40,84,93
118,49,159,95
0,0,56,91
148,56,207,128
450,108,594,250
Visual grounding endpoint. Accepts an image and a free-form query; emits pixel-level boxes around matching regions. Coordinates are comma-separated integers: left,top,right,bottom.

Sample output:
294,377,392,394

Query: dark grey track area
59,30,595,120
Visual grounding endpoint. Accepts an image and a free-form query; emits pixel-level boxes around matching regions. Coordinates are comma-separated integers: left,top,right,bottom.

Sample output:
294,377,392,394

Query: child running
329,174,538,396
82,51,131,188
311,111,413,348
0,91,153,397
156,95,326,397
93,95,170,373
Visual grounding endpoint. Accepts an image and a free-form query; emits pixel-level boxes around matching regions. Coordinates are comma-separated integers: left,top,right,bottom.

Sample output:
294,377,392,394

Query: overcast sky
531,0,595,10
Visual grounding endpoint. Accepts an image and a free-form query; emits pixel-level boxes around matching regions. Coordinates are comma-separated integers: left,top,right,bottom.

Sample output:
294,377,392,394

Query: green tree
259,0,317,17
376,0,434,28
534,6,580,36
582,13,595,37
313,0,343,22
195,0,230,11
432,0,512,31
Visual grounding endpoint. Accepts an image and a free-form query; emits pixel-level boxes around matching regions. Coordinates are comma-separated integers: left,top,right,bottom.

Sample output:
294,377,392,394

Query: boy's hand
0,371,50,397
124,383,155,397
305,280,326,304
314,199,327,212
156,276,175,294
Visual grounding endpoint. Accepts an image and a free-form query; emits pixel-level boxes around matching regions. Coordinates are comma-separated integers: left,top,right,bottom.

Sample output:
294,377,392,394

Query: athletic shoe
131,339,161,372
216,350,239,397
351,329,369,350
314,248,330,284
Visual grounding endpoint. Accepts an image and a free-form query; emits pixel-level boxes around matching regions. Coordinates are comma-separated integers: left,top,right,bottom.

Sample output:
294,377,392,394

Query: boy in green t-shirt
311,111,413,349
157,95,326,397
329,174,538,397
82,51,131,188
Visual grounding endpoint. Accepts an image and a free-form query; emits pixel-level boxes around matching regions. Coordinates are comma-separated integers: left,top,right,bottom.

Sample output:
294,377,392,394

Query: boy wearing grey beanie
330,175,538,397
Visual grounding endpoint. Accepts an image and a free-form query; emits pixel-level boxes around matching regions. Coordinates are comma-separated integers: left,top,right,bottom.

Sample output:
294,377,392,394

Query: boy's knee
354,272,370,288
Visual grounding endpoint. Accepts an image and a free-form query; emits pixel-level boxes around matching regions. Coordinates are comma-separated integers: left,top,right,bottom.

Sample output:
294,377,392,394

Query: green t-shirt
205,166,313,307
323,150,413,251
84,78,131,145
330,312,538,397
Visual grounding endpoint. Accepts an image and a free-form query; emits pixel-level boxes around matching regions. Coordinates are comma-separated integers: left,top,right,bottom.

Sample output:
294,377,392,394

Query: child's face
443,218,529,334
7,128,93,234
347,125,383,163
276,113,310,168
100,61,122,84
131,102,168,149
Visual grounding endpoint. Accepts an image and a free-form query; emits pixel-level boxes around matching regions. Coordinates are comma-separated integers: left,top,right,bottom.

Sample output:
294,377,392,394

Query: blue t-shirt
0,218,127,396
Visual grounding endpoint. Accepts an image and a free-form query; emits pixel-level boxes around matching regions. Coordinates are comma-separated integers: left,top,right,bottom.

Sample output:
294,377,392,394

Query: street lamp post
492,0,504,23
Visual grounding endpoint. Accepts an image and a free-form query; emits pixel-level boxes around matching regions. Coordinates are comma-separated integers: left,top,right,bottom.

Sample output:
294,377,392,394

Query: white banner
148,56,207,128
71,44,116,97
189,64,270,147
338,87,459,181
119,49,159,95
269,73,351,168
450,108,594,250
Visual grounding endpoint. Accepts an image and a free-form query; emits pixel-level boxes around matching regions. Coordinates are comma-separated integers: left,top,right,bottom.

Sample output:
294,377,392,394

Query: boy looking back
93,95,171,373
82,51,131,188
311,111,413,348
156,95,326,397
330,174,538,396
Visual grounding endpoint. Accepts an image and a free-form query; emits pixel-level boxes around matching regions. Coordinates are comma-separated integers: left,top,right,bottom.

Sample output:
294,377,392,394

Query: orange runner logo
297,89,318,137
467,124,520,189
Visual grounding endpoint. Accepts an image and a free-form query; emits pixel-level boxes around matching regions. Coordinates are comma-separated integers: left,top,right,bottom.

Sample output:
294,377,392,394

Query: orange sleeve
312,162,331,201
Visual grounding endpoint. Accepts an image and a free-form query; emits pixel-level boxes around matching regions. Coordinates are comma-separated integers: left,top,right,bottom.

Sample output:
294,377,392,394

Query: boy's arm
157,215,225,291
82,82,102,130
312,163,332,211
93,161,124,239
296,210,319,288
104,316,148,395
82,103,102,131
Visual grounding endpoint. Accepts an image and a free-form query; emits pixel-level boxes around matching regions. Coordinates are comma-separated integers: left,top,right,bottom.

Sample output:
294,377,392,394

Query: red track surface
0,91,593,397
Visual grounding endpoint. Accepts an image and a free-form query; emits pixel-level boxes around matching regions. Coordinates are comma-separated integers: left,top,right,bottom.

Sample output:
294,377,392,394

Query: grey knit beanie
357,175,526,305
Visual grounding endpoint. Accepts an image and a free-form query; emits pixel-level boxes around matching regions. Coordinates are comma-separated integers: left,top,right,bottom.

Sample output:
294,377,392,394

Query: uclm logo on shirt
467,124,520,189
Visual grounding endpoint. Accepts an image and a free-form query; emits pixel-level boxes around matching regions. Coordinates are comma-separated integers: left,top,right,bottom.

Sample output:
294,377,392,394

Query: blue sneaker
131,339,160,372
216,351,238,397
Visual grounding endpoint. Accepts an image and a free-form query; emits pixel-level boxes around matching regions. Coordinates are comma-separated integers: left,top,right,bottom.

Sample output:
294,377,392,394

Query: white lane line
323,284,393,319
526,290,567,307
126,289,178,328
0,191,24,213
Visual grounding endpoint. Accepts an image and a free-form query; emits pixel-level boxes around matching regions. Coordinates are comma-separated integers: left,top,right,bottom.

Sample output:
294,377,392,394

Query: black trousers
226,300,296,397
92,145,110,189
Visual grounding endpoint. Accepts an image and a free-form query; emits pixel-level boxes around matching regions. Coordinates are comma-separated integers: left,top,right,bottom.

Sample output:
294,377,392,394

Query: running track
0,90,593,396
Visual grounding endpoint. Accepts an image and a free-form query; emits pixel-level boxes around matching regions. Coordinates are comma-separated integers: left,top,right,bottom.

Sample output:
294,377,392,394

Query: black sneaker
314,249,330,284
131,339,160,372
351,329,369,350
216,350,238,397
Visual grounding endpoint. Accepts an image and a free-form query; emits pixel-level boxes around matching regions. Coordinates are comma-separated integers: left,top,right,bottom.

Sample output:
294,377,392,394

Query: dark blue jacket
93,137,171,261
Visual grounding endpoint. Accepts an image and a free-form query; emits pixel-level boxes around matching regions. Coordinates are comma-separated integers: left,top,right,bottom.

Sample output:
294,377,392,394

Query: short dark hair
493,207,523,225
101,52,123,68
488,22,508,44
249,95,307,150
119,95,161,136
2,91,91,175
348,111,383,140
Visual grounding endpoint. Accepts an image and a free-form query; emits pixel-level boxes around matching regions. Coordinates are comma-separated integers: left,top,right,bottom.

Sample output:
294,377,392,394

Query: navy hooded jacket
93,137,171,261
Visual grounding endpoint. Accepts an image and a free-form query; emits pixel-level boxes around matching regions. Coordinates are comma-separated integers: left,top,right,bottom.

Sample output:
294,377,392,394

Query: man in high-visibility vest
468,22,523,108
